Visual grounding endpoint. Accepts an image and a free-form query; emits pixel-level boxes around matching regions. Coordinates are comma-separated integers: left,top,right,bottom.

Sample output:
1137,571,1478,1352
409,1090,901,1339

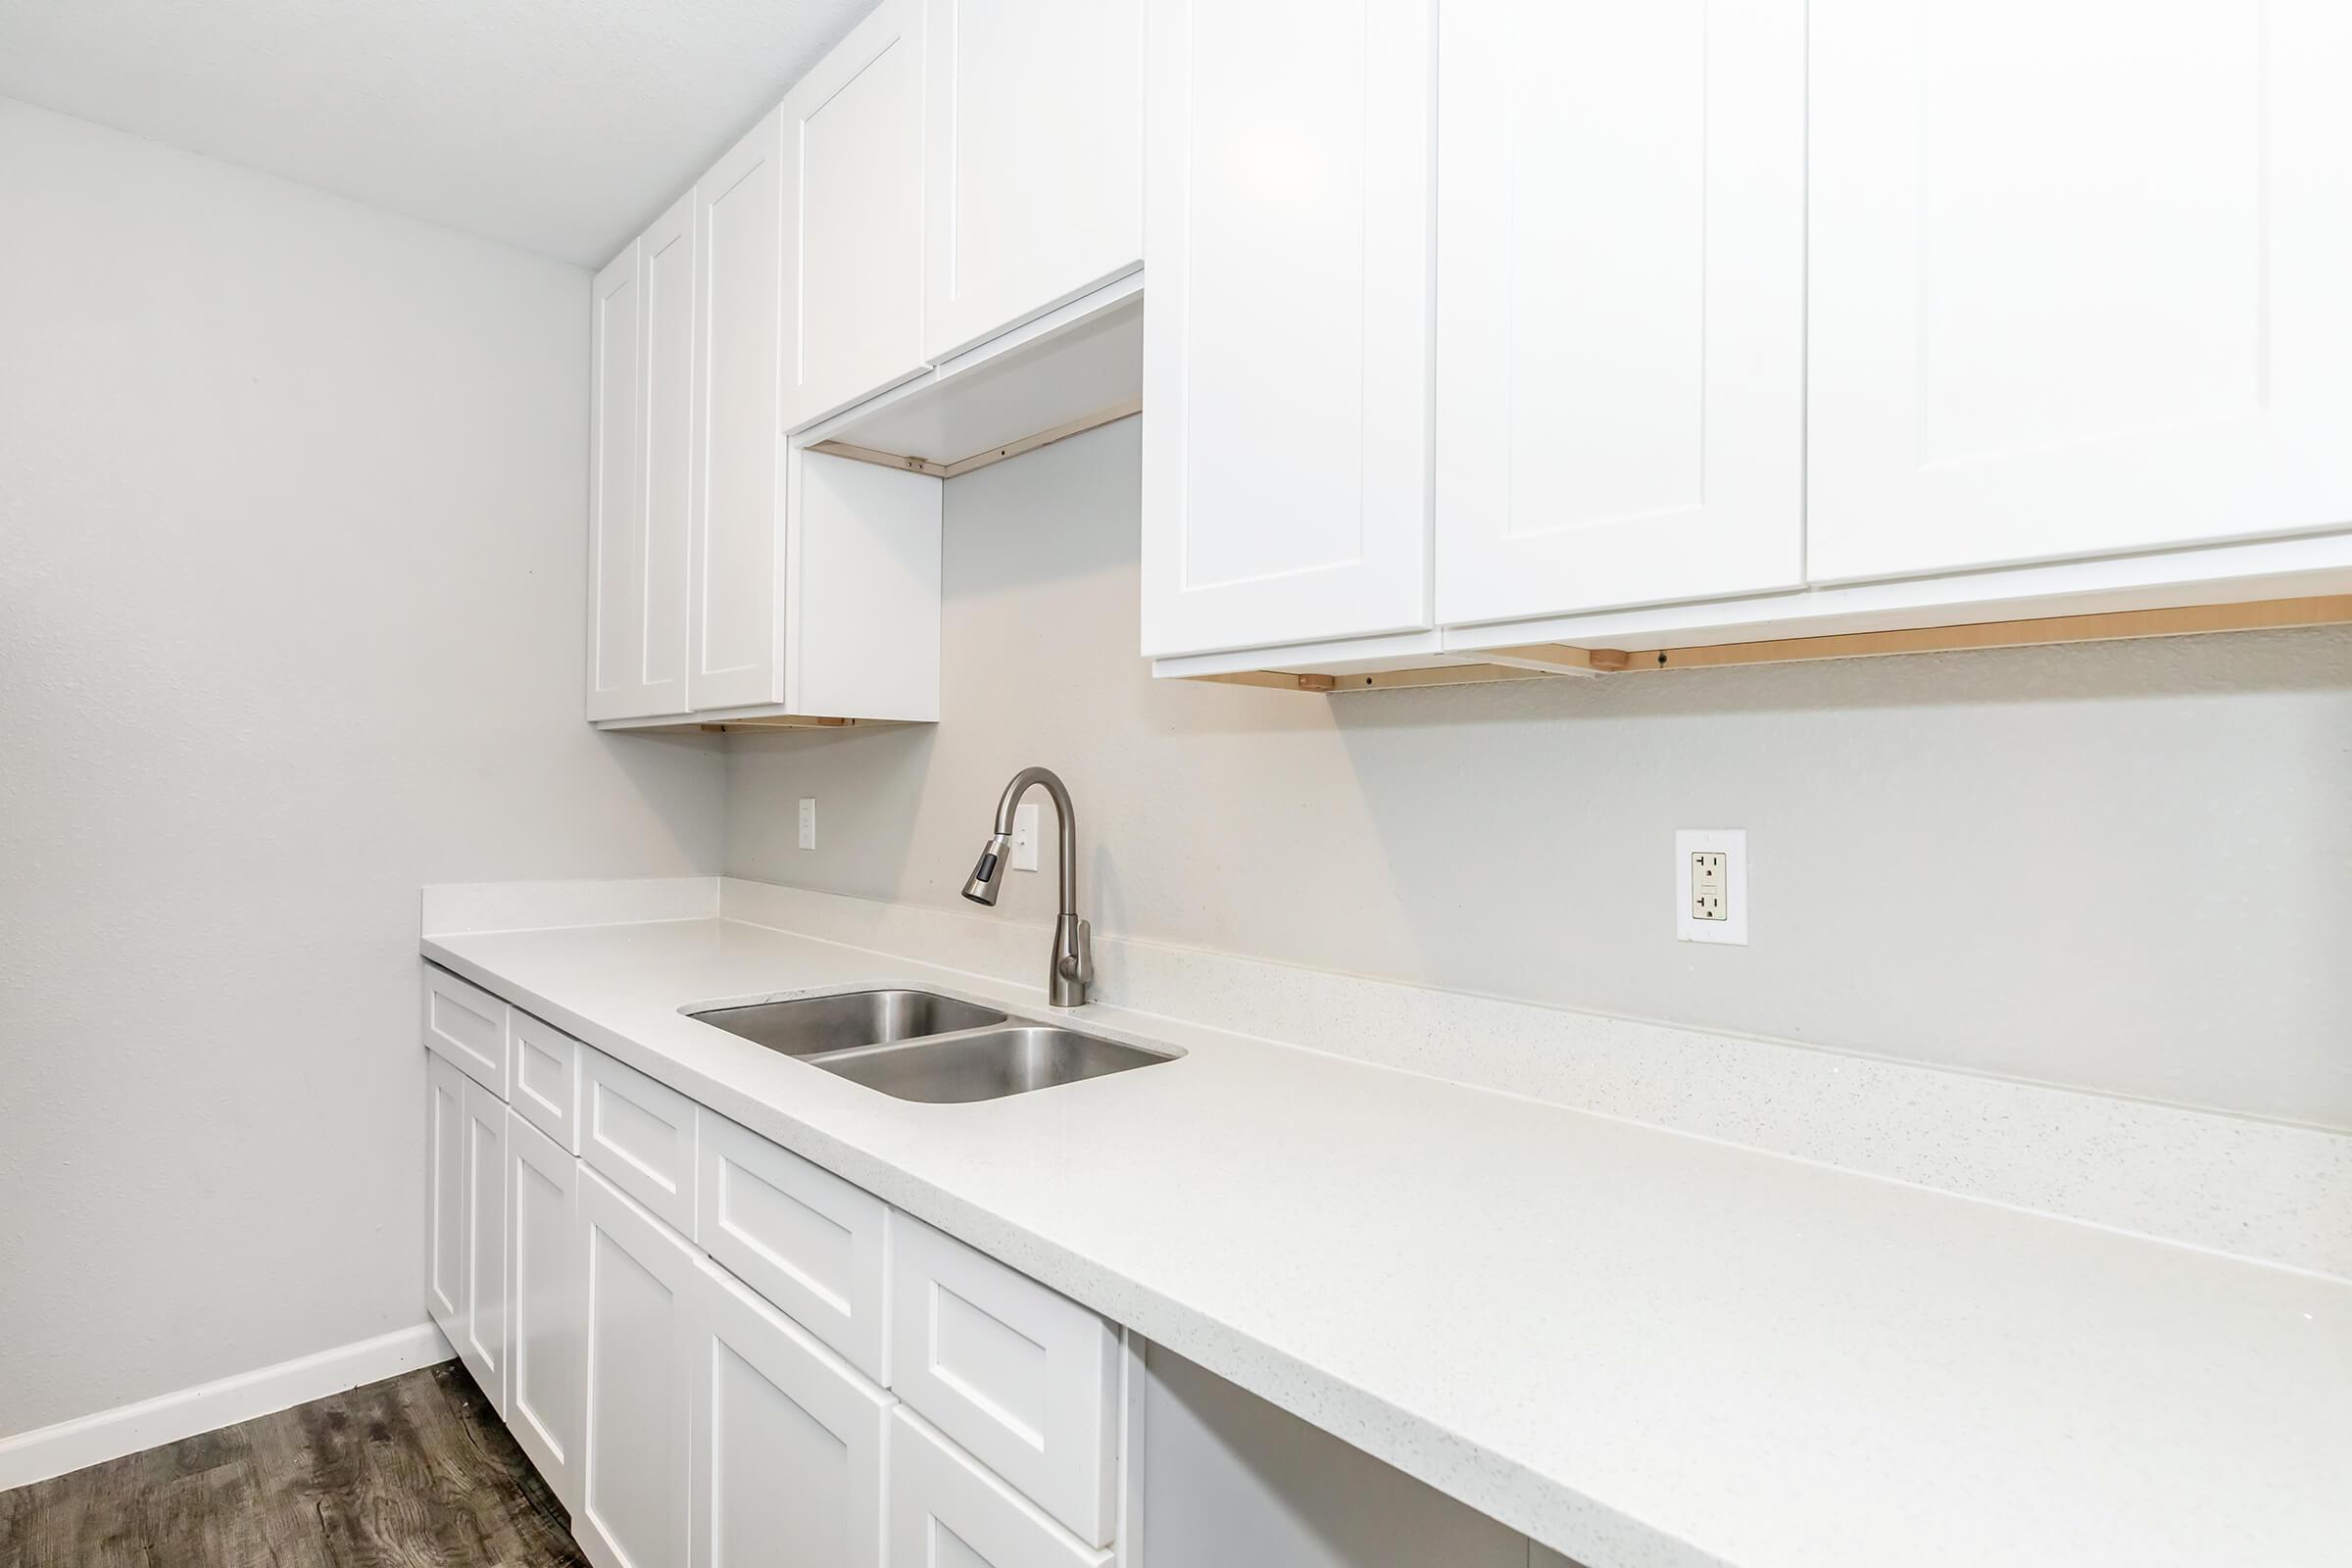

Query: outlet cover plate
1676,828,1747,945
1010,803,1041,872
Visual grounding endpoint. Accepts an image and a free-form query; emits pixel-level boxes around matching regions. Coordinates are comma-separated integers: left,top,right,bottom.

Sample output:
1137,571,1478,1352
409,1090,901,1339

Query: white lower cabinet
458,1075,510,1418
428,986,1578,1568
692,1257,893,1568
577,1164,697,1568
889,1409,1109,1568
424,1051,466,1340
508,1110,583,1510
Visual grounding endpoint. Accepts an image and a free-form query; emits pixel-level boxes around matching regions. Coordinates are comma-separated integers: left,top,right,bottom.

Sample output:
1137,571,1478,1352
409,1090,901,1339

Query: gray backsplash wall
726,418,2352,1129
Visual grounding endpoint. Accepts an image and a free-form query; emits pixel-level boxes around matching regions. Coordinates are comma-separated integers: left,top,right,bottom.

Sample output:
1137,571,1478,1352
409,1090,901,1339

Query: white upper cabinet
633,192,695,715
1808,0,2352,584
691,111,788,710
780,0,930,432
586,197,694,723
1140,0,1438,659
1435,0,1804,626
922,0,1144,362
584,243,649,720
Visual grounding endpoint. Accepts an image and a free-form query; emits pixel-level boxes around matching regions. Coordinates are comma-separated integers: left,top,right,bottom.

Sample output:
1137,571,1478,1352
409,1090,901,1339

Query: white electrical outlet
1675,829,1746,945
1010,803,1041,872
798,798,816,851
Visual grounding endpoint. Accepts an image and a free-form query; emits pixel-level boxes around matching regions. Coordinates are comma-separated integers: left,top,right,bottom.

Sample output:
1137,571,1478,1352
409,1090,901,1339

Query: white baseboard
0,1321,455,1493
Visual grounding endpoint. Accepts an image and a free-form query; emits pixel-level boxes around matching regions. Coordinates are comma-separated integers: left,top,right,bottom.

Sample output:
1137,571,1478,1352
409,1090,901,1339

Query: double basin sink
688,989,1176,1103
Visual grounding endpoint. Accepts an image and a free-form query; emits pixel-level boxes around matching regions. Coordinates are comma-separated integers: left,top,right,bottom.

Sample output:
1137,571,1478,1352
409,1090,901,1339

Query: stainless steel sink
689,989,1007,1057
808,1025,1176,1103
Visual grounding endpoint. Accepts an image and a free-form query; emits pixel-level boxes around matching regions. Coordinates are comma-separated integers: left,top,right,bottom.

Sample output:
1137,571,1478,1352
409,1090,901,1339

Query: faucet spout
962,766,1091,1006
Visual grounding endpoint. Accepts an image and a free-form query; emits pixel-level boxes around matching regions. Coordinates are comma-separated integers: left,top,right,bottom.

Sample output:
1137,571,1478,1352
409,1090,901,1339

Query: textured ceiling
0,0,874,267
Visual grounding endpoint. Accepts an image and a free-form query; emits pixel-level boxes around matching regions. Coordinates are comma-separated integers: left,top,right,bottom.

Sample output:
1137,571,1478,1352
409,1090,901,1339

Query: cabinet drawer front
698,1110,892,1384
889,1217,1118,1546
889,1408,1109,1568
579,1048,698,1236
422,965,508,1099
510,1010,583,1153
693,1257,894,1568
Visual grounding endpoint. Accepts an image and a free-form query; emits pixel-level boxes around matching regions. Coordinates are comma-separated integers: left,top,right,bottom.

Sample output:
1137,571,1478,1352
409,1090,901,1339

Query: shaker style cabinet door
424,1051,466,1340
1435,0,1804,625
575,1166,698,1568
631,192,695,718
458,1076,510,1419
1140,0,1438,658
922,0,1144,361
584,241,649,721
690,1257,894,1568
691,109,788,711
587,195,694,721
888,1409,1110,1568
779,0,930,431
1808,0,2352,583
506,1110,583,1512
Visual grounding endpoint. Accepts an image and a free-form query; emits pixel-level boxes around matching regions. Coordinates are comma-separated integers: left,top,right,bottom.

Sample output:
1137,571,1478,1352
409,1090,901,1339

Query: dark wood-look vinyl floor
0,1362,589,1568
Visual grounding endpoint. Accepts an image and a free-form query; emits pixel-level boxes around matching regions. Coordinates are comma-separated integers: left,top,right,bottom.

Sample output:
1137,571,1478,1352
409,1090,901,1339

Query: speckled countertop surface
422,916,2352,1568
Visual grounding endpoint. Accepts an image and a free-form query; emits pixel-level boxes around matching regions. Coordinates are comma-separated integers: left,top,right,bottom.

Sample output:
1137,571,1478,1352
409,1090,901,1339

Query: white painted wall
0,99,723,1440
727,418,2352,1130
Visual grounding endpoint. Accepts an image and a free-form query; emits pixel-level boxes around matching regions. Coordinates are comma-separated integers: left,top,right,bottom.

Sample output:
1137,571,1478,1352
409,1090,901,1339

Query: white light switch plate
1010,803,1041,872
798,798,816,851
1676,829,1747,945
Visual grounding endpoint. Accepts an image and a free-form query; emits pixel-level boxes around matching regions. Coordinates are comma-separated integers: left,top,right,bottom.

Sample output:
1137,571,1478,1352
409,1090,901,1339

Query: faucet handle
1059,919,1094,987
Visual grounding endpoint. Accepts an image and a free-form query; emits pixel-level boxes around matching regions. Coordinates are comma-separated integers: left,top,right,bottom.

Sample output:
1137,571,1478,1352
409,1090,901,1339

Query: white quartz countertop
421,916,2352,1568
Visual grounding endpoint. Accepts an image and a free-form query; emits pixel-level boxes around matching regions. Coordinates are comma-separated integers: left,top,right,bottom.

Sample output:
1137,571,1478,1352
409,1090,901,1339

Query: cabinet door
1435,0,1804,624
889,1409,1109,1568
458,1077,509,1418
691,1257,893,1568
1809,0,2352,583
1141,0,1436,658
577,1166,697,1568
780,0,929,431
634,192,696,716
585,242,648,720
424,1052,466,1341
507,1111,582,1510
691,110,788,711
922,0,1144,361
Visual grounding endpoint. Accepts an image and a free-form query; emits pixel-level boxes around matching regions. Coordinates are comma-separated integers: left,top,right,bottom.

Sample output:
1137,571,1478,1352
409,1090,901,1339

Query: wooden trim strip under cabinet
696,716,862,732
1194,595,2352,693
808,400,1143,481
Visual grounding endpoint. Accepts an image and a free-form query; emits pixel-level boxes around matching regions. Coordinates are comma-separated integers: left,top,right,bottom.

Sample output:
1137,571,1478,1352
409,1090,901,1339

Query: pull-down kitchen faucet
960,766,1092,1007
